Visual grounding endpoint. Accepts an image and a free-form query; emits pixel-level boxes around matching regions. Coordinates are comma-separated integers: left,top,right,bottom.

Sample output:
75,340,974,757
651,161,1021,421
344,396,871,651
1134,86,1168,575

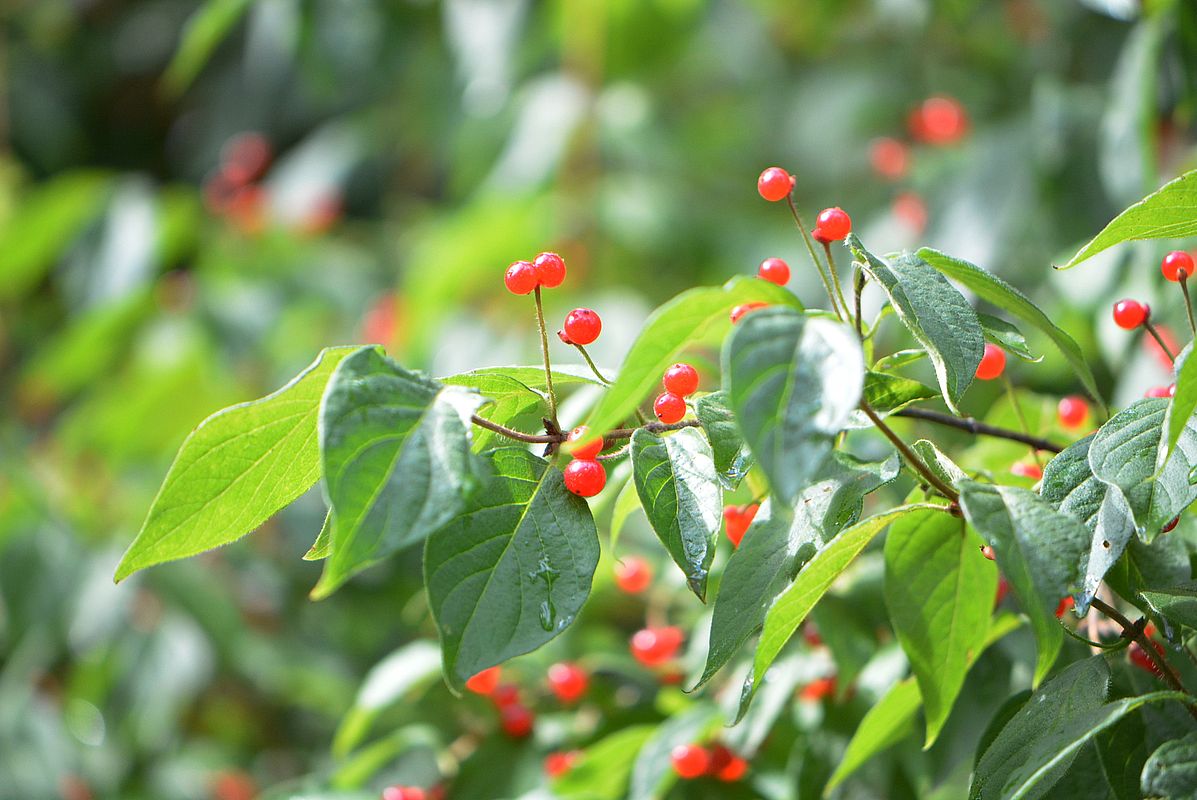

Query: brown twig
861,402,959,503
470,416,699,445
1091,597,1196,715
894,407,1063,453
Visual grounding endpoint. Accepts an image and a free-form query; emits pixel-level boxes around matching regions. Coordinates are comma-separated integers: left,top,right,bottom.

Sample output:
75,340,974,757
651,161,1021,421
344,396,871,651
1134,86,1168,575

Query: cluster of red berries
563,426,607,498
504,251,567,295
670,743,749,782
722,503,759,548
654,363,699,424
464,666,535,738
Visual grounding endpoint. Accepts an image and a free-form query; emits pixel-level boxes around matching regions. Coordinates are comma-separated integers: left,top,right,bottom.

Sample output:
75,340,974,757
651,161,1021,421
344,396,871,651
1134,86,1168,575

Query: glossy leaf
1141,731,1197,799
863,371,939,416
423,448,599,691
630,427,722,600
724,307,864,504
114,347,356,582
849,238,984,413
694,390,751,489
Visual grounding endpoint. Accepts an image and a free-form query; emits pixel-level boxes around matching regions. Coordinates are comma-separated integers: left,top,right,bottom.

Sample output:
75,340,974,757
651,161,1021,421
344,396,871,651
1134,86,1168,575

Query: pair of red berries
563,425,607,498
504,252,567,295
755,167,853,241
614,556,653,593
560,308,602,345
670,743,748,782
464,666,535,737
975,343,1007,380
654,363,699,424
630,626,684,667
723,503,759,548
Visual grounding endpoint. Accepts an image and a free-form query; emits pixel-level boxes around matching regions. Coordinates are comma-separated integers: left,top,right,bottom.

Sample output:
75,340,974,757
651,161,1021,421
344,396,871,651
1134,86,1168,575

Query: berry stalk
533,286,560,427
1144,319,1177,363
1181,276,1197,338
820,240,853,328
571,343,612,385
853,266,866,339
784,196,845,321
1089,597,1195,715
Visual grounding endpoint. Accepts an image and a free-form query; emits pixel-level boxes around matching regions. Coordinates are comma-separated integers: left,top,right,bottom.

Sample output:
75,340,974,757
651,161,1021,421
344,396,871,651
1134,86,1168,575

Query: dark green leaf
723,307,864,504
630,427,723,600
423,448,599,691
694,391,751,489
979,313,1041,362
1142,731,1197,799
1142,583,1197,630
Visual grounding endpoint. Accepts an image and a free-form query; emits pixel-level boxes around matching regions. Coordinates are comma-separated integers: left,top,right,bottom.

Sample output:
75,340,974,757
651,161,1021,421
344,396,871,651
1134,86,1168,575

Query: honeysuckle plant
116,165,1197,800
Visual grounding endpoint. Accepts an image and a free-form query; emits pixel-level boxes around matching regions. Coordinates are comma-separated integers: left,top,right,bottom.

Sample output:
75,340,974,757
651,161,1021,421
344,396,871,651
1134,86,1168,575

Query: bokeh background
3,0,1197,798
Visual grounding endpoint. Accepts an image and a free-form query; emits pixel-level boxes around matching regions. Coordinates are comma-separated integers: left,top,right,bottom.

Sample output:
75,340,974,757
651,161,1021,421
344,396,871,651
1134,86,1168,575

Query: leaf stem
853,265,866,340
893,407,1063,453
785,195,844,321
860,401,959,503
1145,320,1177,364
821,240,853,327
572,343,612,385
533,287,560,427
1090,596,1195,710
1181,274,1197,338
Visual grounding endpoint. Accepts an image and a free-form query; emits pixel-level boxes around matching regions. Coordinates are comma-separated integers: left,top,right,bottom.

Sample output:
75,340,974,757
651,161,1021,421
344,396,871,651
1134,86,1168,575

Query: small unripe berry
662,363,699,396
730,302,767,323
564,459,606,497
466,666,501,695
544,751,580,778
534,252,567,288
1112,299,1149,329
1011,462,1043,480
504,261,539,295
1057,395,1089,429
547,662,588,704
500,703,535,738
814,207,851,241
975,343,1006,380
869,137,910,180
566,426,603,459
654,392,687,423
563,308,602,345
757,167,794,202
1162,251,1194,282
615,556,652,594
630,626,683,666
1055,597,1074,618
670,744,710,779
758,257,790,285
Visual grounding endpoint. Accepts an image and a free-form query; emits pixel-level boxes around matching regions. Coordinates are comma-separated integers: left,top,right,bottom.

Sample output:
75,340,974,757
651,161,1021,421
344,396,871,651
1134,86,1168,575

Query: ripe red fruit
630,626,684,667
758,257,791,285
670,744,711,779
1055,596,1075,618
869,137,910,180
910,96,969,145
1112,299,1149,329
980,545,996,561
534,252,567,288
563,308,602,345
544,751,580,778
221,132,272,184
504,261,539,295
564,459,606,497
710,745,749,782
730,302,767,323
1146,385,1172,398
757,167,794,202
466,666,501,695
566,426,603,460
1057,395,1089,429
547,662,588,704
490,683,521,708
1162,250,1195,282
663,363,699,396
382,787,426,800
500,703,535,738
893,191,928,234
814,207,852,241
1011,462,1043,480
723,503,759,548
1163,516,1180,534
975,343,1006,380
654,392,687,423
800,676,837,702
615,557,652,594
1129,636,1166,677
994,577,1010,607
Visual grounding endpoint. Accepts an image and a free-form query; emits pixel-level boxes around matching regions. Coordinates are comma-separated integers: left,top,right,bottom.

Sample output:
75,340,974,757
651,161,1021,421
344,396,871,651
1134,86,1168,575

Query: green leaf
849,238,984,414
979,313,1041,362
163,0,253,95
864,371,939,416
1061,168,1197,269
1141,583,1197,629
313,349,484,598
585,277,802,437
748,505,941,707
423,448,599,692
114,347,356,582
723,307,864,505
630,427,722,600
694,390,751,489
912,439,969,487
554,725,656,799
916,247,1104,408
873,348,927,372
627,706,722,800
332,640,442,756
1166,349,1197,463
958,482,1089,685
303,511,333,561
1142,731,1197,799
884,509,996,747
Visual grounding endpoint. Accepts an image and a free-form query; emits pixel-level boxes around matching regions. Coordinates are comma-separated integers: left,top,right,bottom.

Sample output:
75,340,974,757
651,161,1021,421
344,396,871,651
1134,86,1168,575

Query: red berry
910,96,969,145
500,703,535,738
975,343,1006,380
730,302,767,323
1011,462,1043,480
466,666,501,695
869,137,910,180
566,426,603,460
630,626,684,667
670,744,710,779
220,131,272,184
615,557,652,594
1162,251,1195,282
544,751,580,778
715,754,748,782
893,191,928,234
994,577,1010,607
757,167,794,202
490,683,521,708
814,207,851,241
662,363,699,396
1057,395,1089,429
1129,636,1166,677
1163,516,1180,534
1055,597,1075,618
564,459,606,497
800,676,837,702
723,504,759,548
980,545,996,561
654,392,687,423
1146,385,1172,398
547,662,588,704
383,787,426,800
1112,299,1149,329
563,308,602,345
534,251,567,288
504,261,538,295
758,257,790,285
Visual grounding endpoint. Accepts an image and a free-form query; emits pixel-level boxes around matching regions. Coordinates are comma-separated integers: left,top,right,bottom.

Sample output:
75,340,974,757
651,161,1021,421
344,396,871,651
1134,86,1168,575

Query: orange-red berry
466,666,501,695
563,308,601,345
534,252,567,288
1055,597,1075,618
670,744,710,779
1011,462,1043,480
564,460,606,497
547,662,588,704
730,302,767,323
910,96,970,145
975,343,1006,380
757,167,794,202
1162,251,1194,282
654,392,687,424
758,257,790,285
615,557,652,594
814,207,851,241
500,703,535,738
630,626,684,667
566,426,603,460
869,137,910,180
1057,396,1089,429
544,751,580,778
505,261,539,295
1113,299,1149,329
662,363,699,396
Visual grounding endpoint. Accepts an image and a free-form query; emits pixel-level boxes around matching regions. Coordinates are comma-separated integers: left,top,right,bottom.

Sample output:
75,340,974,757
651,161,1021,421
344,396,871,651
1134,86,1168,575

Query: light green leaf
849,238,984,414
1166,348,1197,462
332,640,442,756
313,348,483,598
884,509,995,747
630,427,722,600
694,390,751,489
916,247,1103,407
979,313,1041,362
423,448,599,692
724,307,864,505
163,0,253,95
585,277,802,437
873,348,927,372
864,371,939,416
303,511,333,561
912,439,969,487
114,347,356,582
1141,731,1197,799
554,726,656,799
